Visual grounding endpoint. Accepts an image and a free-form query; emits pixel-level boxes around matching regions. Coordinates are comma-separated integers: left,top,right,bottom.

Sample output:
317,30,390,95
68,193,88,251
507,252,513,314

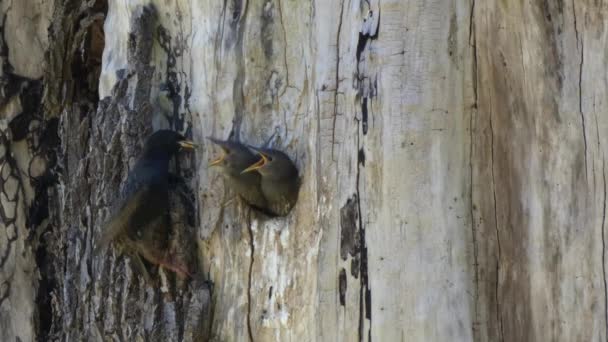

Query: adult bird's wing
94,185,150,256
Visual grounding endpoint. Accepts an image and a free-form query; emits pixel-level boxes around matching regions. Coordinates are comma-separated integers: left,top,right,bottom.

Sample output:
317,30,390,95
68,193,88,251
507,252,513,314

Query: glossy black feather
97,130,192,277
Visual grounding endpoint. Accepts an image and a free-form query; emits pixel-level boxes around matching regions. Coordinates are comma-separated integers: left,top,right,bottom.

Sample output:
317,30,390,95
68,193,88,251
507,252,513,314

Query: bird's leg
158,252,192,279
131,253,153,284
160,263,191,279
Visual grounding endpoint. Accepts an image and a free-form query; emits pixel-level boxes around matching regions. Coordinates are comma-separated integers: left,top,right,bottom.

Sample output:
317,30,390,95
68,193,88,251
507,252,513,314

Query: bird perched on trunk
96,129,196,280
207,137,268,212
241,146,300,216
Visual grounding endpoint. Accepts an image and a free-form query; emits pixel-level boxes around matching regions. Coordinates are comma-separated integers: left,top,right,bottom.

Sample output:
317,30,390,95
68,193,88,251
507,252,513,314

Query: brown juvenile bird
208,137,268,211
241,146,300,216
96,129,196,280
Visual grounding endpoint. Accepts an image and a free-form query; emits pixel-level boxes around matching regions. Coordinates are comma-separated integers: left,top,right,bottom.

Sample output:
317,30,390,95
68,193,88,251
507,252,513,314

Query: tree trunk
1,0,606,341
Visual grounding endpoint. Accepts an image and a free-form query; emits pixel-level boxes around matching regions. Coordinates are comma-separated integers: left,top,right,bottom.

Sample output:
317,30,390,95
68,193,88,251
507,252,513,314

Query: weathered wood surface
0,0,607,341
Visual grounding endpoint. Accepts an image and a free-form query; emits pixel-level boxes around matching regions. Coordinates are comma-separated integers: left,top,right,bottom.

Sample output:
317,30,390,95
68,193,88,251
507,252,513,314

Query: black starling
208,137,268,211
97,129,196,279
241,146,300,216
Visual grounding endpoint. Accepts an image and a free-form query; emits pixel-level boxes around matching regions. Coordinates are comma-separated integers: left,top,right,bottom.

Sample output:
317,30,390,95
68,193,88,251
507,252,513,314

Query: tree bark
0,0,606,341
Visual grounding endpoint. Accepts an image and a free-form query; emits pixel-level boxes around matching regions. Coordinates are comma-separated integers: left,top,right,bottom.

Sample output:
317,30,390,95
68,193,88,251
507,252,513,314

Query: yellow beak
241,153,268,173
178,140,197,150
209,152,225,167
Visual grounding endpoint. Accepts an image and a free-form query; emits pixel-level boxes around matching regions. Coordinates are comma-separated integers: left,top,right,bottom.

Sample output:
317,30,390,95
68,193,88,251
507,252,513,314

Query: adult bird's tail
93,187,148,256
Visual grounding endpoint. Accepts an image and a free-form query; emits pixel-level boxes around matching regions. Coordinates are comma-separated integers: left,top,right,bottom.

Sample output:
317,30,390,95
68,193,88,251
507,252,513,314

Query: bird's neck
262,170,296,181
261,163,298,181
141,147,171,161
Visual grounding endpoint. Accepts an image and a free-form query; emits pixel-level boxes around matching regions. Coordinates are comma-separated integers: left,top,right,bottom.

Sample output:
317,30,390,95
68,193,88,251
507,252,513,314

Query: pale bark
0,0,606,341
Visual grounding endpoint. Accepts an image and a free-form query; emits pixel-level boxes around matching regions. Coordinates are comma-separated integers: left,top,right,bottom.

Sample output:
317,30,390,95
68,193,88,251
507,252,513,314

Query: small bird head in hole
206,137,269,212
207,138,258,174
241,146,298,179
241,145,300,216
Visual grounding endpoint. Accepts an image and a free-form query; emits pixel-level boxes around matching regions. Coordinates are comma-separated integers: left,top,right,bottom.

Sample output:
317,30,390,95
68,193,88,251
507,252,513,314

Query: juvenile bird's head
241,146,298,179
207,138,258,175
142,129,197,159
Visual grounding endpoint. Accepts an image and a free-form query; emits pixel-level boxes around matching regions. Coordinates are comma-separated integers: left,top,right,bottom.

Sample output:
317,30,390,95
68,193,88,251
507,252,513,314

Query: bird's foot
159,257,192,279
160,263,191,279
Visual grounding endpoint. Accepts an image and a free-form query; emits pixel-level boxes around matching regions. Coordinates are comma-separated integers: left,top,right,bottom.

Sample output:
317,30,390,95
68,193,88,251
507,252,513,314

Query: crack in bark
315,89,322,199
355,100,371,341
578,45,587,178
594,99,600,153
489,94,504,342
0,281,9,308
356,124,365,341
468,0,480,335
572,0,588,179
331,0,345,159
230,0,250,141
468,0,475,46
213,0,228,93
602,157,607,339
572,0,579,47
276,0,290,98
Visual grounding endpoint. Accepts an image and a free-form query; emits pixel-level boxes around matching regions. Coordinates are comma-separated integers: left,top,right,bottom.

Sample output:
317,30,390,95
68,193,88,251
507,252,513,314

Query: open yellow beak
178,140,197,150
241,153,268,173
209,153,225,167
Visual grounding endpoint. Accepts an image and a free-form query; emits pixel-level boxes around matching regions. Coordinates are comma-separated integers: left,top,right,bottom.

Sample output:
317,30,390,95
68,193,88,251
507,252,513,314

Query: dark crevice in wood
352,7,378,332
572,0,579,48
361,98,368,135
358,148,366,167
468,0,475,47
230,0,249,141
276,0,291,98
355,116,370,341
469,0,480,338
213,0,229,105
355,4,379,141
331,0,345,160
0,281,10,309
489,91,504,342
602,157,607,339
315,88,323,205
340,196,359,265
339,268,347,306
578,45,587,178
572,0,588,180
355,3,379,78
247,212,255,342
355,17,379,64
35,228,56,342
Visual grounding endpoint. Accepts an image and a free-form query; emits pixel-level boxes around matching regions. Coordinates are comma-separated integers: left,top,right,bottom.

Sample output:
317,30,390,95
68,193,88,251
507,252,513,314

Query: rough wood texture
1,0,606,341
